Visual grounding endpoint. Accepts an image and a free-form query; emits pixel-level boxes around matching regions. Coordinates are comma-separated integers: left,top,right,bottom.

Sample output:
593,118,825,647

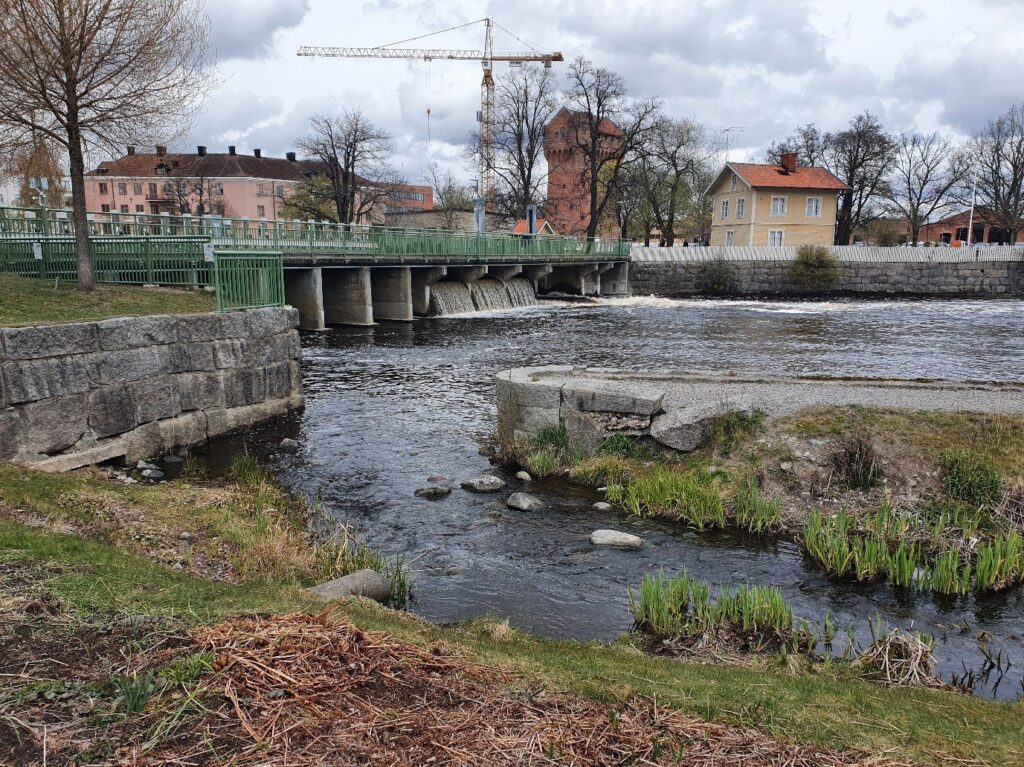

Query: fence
0,206,629,260
212,252,285,312
630,244,1024,263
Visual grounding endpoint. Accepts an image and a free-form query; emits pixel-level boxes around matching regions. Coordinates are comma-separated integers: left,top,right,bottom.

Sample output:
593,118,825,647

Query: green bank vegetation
0,272,214,326
509,407,1024,596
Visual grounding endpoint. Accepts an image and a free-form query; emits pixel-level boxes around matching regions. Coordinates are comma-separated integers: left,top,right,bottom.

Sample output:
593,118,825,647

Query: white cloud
207,0,311,60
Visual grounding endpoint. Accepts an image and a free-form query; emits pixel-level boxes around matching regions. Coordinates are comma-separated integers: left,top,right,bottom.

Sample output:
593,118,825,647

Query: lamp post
965,175,977,248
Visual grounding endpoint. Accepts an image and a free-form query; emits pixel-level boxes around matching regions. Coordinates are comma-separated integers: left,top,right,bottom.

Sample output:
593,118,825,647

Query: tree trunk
835,192,853,245
911,224,921,246
66,124,94,292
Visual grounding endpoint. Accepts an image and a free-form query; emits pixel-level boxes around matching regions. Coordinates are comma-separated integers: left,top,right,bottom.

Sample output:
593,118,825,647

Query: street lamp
965,175,977,248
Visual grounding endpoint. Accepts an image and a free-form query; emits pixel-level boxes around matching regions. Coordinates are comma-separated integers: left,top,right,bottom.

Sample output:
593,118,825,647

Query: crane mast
298,18,563,205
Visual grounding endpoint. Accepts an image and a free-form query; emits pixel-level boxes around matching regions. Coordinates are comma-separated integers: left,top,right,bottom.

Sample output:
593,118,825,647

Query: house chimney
228,145,236,156
155,145,167,156
253,148,261,158
286,151,296,162
197,145,207,156
780,152,798,172
126,145,136,156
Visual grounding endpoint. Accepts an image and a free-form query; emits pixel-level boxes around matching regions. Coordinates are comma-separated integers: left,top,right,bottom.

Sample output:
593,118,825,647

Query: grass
3,518,1024,765
833,435,883,490
942,449,1003,508
616,466,725,528
0,272,215,326
732,478,782,534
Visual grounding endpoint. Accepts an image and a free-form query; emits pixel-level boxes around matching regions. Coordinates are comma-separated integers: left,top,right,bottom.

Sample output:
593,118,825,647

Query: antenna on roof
719,126,748,162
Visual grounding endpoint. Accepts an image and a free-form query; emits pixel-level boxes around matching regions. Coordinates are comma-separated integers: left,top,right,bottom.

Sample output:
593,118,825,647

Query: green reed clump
569,454,634,487
925,548,972,595
623,466,724,528
110,673,157,716
597,434,652,461
886,541,919,589
919,497,984,542
521,425,583,478
732,478,782,534
851,535,887,581
803,510,855,577
715,584,794,638
974,533,1024,591
941,449,1003,508
833,435,883,491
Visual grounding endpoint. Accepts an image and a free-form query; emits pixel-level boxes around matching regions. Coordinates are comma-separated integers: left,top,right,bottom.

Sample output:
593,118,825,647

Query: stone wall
0,307,303,471
629,247,1024,297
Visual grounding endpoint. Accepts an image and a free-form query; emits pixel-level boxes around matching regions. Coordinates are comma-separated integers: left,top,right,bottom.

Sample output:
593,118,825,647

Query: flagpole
965,176,977,247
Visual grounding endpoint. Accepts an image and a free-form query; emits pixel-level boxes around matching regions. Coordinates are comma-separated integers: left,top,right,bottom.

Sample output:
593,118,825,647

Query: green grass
4,518,1024,766
941,449,1003,508
620,466,725,528
732,478,782,534
0,273,215,326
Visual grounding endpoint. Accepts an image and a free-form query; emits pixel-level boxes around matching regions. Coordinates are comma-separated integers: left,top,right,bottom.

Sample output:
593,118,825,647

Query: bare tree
962,103,1024,244
298,110,398,225
562,57,661,239
884,132,965,245
0,0,214,290
424,162,472,230
4,134,68,208
166,175,228,217
766,124,827,167
483,65,558,223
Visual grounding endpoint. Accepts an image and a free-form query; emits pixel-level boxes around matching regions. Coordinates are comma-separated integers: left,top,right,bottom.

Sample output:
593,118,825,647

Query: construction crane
298,18,563,203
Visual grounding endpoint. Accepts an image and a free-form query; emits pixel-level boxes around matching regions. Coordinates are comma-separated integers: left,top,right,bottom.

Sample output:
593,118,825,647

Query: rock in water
309,569,392,602
593,501,613,511
590,529,643,548
280,437,299,450
461,474,506,493
506,492,543,511
515,471,532,482
427,474,448,483
415,485,451,500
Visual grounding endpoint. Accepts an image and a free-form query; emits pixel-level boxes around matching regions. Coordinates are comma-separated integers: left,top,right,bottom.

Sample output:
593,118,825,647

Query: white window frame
736,197,745,218
725,230,735,246
730,175,737,191
770,196,788,217
805,196,822,218
768,229,785,246
720,199,729,219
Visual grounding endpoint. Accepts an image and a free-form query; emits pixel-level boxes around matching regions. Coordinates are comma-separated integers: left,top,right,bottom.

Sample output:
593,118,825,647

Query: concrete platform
496,366,1024,451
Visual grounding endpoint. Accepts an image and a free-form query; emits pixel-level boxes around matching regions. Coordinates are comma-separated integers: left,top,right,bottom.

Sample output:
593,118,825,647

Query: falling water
428,281,475,315
505,277,538,308
470,279,510,311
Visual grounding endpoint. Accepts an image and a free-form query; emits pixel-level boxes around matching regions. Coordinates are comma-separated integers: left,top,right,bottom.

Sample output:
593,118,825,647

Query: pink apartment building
83,145,432,221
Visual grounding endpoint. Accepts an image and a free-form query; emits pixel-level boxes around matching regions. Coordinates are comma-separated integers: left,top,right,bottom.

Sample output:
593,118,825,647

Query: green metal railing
213,252,285,312
0,206,631,261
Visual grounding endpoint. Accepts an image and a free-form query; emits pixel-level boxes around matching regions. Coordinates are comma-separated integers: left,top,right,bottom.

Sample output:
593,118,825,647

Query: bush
789,245,841,290
701,255,735,294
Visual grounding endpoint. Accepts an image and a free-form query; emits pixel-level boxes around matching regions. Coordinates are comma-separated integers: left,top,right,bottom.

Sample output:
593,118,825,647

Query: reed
803,510,855,577
622,466,725,529
974,533,1024,591
851,535,887,582
926,548,972,595
732,478,782,535
886,541,919,589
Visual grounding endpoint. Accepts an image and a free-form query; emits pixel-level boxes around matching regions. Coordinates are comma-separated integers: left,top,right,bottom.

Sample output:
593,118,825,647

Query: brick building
84,145,432,222
543,107,623,239
916,209,1018,245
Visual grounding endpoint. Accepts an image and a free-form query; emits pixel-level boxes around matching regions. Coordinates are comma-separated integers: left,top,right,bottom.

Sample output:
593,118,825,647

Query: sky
177,0,1023,186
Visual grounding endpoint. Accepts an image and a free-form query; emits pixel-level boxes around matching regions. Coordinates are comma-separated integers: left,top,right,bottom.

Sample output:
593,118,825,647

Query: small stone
593,501,613,511
309,569,392,602
280,437,299,449
141,468,165,480
427,475,448,483
506,492,543,511
116,614,161,628
415,485,452,500
597,486,608,493
136,459,156,470
179,531,193,541
515,471,532,482
590,529,643,548
461,474,506,493
779,461,793,472
163,454,185,464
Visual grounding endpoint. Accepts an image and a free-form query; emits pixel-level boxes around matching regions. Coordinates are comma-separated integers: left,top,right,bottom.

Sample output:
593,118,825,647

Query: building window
257,183,266,196
135,205,144,213
771,196,787,216
730,175,737,191
768,229,784,246
117,182,127,195
955,227,968,241
98,182,108,195
133,183,143,195
805,196,822,217
119,204,129,213
725,230,734,246
256,205,265,218
720,199,729,219
736,197,745,218
148,183,157,198
100,203,110,212
213,183,223,195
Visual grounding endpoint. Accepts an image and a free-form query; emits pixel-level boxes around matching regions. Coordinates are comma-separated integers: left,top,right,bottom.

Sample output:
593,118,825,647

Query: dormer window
730,175,737,191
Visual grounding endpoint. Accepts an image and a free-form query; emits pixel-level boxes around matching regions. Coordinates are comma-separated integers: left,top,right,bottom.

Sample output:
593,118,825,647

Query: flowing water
205,297,1024,699
470,279,513,311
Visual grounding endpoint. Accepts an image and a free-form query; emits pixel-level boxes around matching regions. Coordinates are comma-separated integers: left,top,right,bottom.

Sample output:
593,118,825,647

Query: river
205,297,1024,700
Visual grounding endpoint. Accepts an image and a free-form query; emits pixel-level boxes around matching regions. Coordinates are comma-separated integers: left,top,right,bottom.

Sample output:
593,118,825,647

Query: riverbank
0,273,215,326
2,465,1023,764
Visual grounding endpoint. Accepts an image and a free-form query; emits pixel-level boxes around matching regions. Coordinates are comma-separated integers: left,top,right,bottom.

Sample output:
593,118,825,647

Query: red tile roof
727,162,848,191
511,218,554,235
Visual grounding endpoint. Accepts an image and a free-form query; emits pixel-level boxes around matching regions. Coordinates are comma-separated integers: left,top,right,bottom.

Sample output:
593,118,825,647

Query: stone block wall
0,307,303,471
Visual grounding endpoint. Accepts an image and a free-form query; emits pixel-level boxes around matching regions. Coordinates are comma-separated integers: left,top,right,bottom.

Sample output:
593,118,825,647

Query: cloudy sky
183,0,1022,185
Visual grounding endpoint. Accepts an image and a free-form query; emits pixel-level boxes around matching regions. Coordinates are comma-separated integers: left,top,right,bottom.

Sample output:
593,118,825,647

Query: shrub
789,245,841,290
701,255,735,294
833,435,883,490
941,450,1003,508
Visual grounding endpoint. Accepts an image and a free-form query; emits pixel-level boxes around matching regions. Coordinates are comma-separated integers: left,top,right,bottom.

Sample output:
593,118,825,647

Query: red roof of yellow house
726,162,848,191
511,218,555,235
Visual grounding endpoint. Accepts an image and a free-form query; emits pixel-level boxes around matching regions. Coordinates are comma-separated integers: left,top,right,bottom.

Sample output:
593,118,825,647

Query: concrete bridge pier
522,264,553,292
599,262,630,296
283,268,326,331
323,267,373,326
486,264,523,282
370,267,413,322
411,266,447,316
546,263,602,296
446,265,487,283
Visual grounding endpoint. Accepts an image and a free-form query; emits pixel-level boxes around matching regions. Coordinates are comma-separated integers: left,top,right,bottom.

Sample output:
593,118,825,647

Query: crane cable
425,59,432,145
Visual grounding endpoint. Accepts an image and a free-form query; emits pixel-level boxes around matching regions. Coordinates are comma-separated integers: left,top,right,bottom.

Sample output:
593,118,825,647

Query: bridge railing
0,206,630,260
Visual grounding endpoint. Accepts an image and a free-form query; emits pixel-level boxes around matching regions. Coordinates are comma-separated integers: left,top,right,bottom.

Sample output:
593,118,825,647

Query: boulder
515,471,532,482
460,474,506,493
279,437,299,449
415,485,451,500
590,529,643,548
506,492,543,511
592,501,613,512
427,474,448,483
308,569,391,603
